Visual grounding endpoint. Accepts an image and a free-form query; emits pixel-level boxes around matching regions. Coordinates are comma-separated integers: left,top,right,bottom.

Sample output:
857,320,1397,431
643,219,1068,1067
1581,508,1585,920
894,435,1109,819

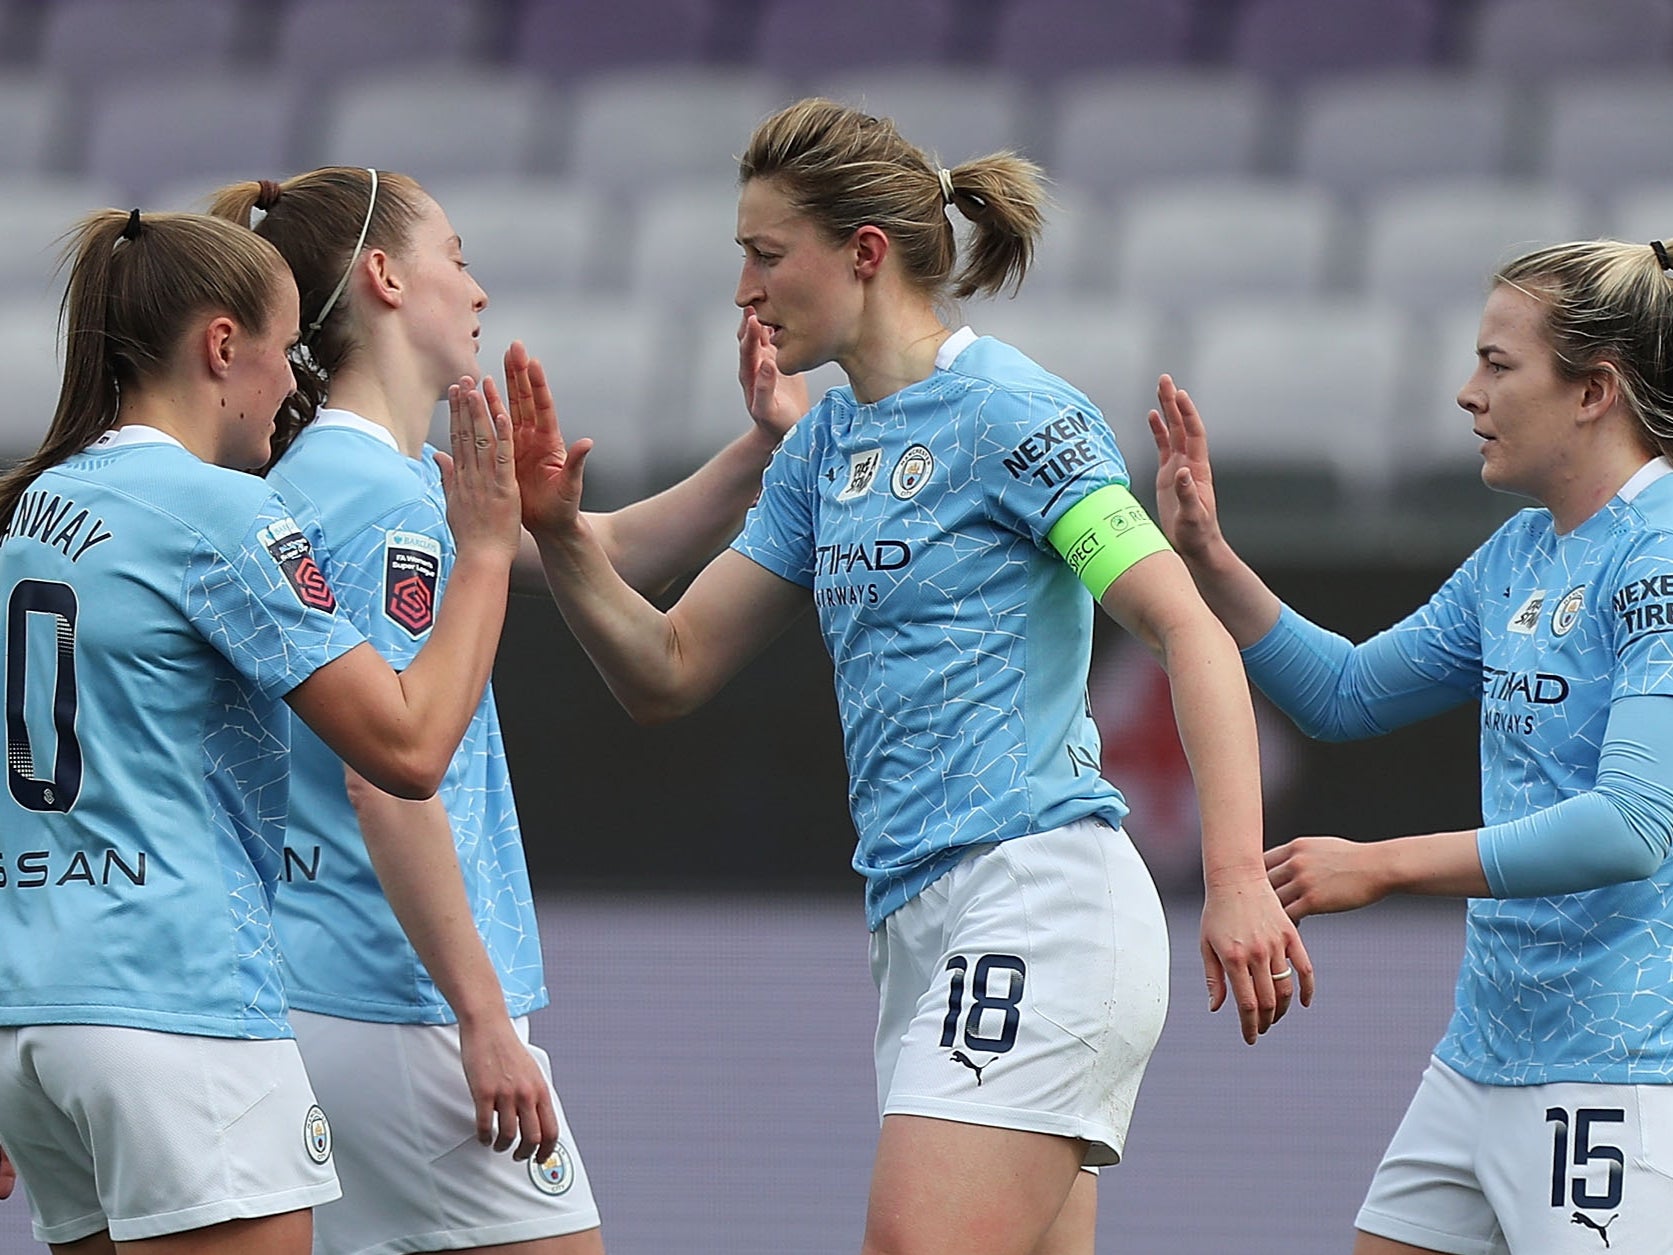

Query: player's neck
322,364,434,460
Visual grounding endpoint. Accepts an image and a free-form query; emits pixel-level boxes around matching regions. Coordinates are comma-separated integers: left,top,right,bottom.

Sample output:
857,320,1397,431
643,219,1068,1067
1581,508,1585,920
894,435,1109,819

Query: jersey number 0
5,579,83,812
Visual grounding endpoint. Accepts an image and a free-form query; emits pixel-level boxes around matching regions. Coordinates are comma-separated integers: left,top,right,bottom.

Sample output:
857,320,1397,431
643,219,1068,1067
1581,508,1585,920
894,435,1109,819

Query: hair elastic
120,208,142,241
255,179,283,212
1654,240,1673,274
936,166,955,206
306,167,379,341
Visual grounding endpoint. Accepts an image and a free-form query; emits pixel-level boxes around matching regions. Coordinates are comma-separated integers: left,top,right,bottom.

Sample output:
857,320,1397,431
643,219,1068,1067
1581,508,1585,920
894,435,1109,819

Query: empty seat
1539,79,1673,195
1177,299,1410,494
307,71,546,183
753,0,956,77
990,0,1197,78
1604,183,1673,246
419,176,614,298
1018,184,1112,296
627,180,747,312
1292,73,1517,201
812,69,1029,166
1229,0,1444,81
268,0,492,81
1466,0,1673,74
0,73,71,174
0,176,124,295
1106,179,1343,309
1048,73,1272,196
37,0,246,84
555,69,785,196
0,297,67,458
1399,301,1493,477
81,74,299,204
1360,179,1591,311
509,0,717,78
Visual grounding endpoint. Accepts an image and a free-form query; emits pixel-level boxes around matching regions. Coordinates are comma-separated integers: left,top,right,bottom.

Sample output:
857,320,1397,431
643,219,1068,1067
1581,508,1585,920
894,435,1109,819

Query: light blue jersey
1244,460,1673,1084
267,412,546,1024
733,329,1129,929
0,428,363,1038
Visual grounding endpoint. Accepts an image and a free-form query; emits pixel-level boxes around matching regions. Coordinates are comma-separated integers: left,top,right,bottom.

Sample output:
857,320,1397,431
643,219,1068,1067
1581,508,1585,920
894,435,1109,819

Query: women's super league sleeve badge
383,530,442,637
258,518,337,613
891,444,934,500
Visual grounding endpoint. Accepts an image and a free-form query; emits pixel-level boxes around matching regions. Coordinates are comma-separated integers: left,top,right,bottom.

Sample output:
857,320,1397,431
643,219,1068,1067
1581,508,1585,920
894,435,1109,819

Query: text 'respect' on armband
1047,483,1172,600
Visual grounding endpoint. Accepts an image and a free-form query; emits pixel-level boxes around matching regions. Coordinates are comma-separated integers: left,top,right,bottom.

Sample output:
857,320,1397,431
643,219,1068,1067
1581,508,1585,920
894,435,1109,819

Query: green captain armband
1047,483,1172,599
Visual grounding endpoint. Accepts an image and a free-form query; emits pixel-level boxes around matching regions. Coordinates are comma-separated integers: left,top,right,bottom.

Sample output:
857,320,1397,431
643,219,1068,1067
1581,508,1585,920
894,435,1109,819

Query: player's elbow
352,742,447,801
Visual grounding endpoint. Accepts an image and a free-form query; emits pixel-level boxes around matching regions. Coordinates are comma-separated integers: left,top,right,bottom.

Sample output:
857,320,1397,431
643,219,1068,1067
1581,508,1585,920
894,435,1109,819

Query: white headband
306,167,379,342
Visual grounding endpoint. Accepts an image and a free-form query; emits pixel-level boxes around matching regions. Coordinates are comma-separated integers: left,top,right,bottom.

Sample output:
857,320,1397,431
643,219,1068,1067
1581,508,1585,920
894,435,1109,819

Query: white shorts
291,1011,600,1255
1359,1056,1673,1255
869,818,1169,1167
0,1024,340,1244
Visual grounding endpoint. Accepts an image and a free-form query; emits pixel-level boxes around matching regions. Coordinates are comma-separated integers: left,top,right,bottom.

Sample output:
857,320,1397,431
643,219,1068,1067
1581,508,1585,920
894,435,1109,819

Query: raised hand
439,374,522,562
501,340,592,537
739,308,810,441
1147,374,1225,564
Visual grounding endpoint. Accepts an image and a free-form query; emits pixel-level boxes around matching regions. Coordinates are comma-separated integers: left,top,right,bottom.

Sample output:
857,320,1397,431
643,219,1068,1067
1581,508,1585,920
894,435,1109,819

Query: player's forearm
1365,830,1491,899
1176,534,1283,649
343,777,511,1027
589,427,780,596
535,515,699,723
1160,612,1268,885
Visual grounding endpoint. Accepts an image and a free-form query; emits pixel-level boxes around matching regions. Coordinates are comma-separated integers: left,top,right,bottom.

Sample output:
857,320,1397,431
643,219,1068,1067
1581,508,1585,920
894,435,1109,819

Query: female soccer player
514,98,1309,1255
209,166,795,1255
0,208,519,1253
1151,239,1673,1254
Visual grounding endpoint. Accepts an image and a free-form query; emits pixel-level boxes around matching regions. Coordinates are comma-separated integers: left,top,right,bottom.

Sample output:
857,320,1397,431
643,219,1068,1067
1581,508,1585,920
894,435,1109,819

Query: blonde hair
0,210,288,528
1496,239,1673,459
739,97,1047,301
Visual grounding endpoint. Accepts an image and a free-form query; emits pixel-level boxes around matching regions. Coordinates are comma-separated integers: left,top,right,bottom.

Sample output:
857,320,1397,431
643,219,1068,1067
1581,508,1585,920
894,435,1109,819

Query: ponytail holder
120,208,141,241
936,166,955,206
1654,240,1673,274
255,179,283,212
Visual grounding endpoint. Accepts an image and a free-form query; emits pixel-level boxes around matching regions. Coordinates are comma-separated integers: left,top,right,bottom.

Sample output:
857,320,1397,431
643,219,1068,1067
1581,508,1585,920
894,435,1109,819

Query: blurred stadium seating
2,0,1669,553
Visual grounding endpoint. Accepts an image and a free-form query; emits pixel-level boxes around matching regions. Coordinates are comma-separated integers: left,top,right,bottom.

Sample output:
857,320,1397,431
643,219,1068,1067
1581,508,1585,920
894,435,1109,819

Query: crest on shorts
259,519,336,614
382,530,442,636
529,1142,575,1196
303,1104,332,1164
891,444,934,500
836,449,883,501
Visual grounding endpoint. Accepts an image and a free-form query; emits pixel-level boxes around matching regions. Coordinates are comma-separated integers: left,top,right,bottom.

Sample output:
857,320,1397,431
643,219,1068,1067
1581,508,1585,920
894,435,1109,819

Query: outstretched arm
1100,549,1313,1044
502,322,806,596
1147,374,1282,646
343,772,557,1163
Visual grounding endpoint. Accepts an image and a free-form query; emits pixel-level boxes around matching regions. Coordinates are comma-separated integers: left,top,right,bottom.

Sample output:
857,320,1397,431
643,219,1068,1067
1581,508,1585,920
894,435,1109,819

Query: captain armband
1047,484,1173,600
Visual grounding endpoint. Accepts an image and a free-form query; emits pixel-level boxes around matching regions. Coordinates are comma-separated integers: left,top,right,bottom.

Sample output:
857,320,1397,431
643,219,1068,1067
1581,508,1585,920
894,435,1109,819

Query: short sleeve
187,494,365,699
1605,529,1673,699
731,414,818,588
972,385,1130,546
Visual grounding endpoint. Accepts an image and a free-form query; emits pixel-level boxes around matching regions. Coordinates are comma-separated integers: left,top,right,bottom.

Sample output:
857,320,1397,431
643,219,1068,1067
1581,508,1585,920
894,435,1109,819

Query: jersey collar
311,408,401,452
1618,456,1673,504
935,325,978,371
91,425,187,451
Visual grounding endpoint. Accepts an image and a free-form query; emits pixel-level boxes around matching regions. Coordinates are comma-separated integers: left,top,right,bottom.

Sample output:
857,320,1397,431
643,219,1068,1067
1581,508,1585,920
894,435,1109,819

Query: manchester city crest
529,1142,576,1196
891,444,934,499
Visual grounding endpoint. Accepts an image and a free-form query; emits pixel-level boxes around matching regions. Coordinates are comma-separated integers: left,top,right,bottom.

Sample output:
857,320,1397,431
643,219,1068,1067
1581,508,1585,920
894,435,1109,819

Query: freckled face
1456,283,1589,504
734,178,863,376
